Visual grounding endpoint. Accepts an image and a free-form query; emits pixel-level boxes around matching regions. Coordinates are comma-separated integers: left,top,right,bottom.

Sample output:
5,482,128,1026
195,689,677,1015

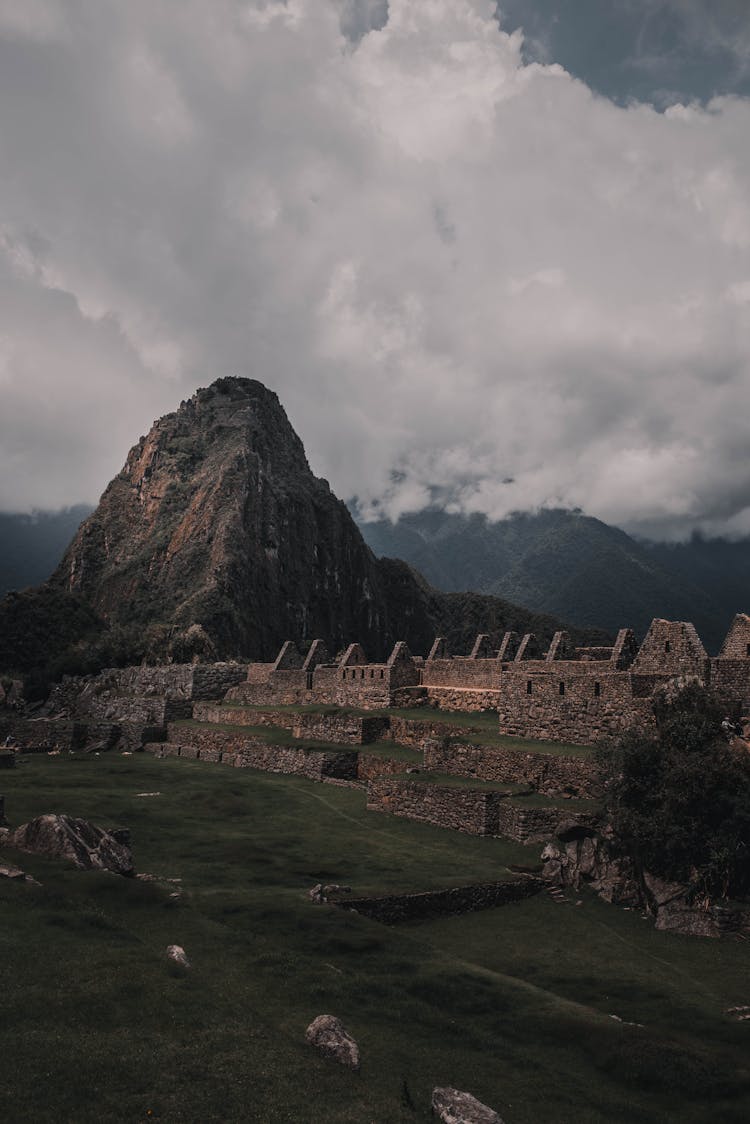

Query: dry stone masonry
224,614,750,745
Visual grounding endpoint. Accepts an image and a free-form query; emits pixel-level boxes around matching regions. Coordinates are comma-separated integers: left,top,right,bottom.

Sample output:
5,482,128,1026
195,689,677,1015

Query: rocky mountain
357,508,746,653
1,378,600,683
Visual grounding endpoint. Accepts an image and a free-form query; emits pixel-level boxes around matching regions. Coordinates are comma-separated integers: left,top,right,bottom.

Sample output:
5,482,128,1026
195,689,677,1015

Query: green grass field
1,754,748,1123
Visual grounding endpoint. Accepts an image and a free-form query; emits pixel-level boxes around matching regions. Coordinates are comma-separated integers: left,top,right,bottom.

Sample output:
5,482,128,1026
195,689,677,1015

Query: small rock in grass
0,861,40,885
166,944,190,969
431,1086,503,1124
308,883,351,903
305,1014,359,1069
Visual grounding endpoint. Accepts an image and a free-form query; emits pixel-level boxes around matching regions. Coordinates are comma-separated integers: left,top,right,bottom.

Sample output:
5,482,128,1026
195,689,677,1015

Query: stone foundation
157,729,358,782
337,877,542,923
366,778,590,841
423,737,602,798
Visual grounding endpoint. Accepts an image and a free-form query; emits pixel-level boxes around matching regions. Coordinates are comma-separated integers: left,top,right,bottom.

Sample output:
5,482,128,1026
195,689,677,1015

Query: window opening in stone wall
526,680,532,695
370,669,374,678
380,669,384,679
559,681,565,695
746,643,750,657
594,682,600,697
665,640,671,653
361,668,365,679
341,671,346,681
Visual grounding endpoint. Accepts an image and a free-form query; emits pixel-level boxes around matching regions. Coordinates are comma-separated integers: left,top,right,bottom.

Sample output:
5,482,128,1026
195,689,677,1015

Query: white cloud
0,0,749,540
0,0,68,43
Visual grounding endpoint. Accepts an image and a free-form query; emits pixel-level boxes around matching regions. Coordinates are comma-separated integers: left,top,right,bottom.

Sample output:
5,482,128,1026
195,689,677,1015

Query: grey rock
542,834,640,906
166,944,190,968
9,814,134,876
305,1014,360,1069
0,861,40,885
308,883,352,903
642,875,720,937
431,1086,503,1123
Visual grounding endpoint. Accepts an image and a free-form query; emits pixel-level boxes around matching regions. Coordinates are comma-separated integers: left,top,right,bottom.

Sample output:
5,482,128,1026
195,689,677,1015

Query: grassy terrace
402,773,601,811
171,719,422,764
207,701,595,758
1,754,748,1123
173,718,602,810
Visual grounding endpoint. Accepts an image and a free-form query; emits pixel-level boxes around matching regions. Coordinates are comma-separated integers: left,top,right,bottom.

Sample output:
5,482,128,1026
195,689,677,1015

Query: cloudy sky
2,0,750,539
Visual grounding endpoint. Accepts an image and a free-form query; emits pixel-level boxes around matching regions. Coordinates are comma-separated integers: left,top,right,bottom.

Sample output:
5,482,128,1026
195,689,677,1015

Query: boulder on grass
431,1087,503,1124
166,944,190,969
9,814,134,876
0,861,40,885
305,1014,360,1069
308,883,352,903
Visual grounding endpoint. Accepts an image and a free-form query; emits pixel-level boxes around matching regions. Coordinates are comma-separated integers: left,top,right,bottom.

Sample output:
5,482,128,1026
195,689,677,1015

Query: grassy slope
1,755,748,1124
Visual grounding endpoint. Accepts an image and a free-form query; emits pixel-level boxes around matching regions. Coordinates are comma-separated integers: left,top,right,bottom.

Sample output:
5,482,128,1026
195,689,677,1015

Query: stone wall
111,662,246,699
192,705,390,745
227,660,417,711
422,738,602,798
0,717,125,752
494,801,592,844
313,666,394,709
366,777,584,841
630,620,709,679
225,681,311,707
337,878,541,923
191,703,297,728
72,693,191,725
292,712,390,745
495,673,654,746
245,662,272,683
356,754,416,781
385,716,484,748
709,661,750,709
190,664,249,699
718,614,750,659
423,687,504,712
422,658,503,689
47,663,246,722
158,727,358,781
366,778,507,836
145,742,235,765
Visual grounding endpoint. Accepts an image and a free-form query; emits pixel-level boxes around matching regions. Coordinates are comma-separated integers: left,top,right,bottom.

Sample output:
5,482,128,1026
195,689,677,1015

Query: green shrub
597,683,750,899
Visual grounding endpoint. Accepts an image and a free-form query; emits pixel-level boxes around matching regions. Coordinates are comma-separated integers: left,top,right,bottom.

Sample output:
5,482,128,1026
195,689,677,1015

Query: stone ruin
224,613,750,746
3,614,749,939
5,614,750,752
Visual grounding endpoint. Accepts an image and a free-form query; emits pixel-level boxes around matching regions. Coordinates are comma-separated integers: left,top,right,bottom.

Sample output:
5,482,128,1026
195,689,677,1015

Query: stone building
226,614,750,746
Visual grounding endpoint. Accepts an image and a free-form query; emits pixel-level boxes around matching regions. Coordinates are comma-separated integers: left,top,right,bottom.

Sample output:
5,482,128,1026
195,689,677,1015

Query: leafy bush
596,683,750,900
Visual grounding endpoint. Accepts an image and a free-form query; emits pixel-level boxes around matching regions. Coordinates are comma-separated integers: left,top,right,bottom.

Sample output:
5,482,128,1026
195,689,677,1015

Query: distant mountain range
356,508,750,654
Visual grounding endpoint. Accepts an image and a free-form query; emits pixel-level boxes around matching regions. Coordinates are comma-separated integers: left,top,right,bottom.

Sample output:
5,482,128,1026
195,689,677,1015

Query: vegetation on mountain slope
358,507,744,652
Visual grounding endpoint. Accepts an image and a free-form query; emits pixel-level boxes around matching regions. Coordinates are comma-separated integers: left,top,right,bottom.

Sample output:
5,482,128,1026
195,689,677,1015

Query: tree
596,682,750,901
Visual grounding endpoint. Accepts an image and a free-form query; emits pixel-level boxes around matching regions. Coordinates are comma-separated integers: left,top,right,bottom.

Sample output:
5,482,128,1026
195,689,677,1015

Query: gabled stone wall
630,620,709,678
718,613,750,659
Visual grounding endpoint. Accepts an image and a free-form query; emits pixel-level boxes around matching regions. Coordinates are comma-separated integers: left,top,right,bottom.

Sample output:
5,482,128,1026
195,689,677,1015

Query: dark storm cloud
1,0,750,540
